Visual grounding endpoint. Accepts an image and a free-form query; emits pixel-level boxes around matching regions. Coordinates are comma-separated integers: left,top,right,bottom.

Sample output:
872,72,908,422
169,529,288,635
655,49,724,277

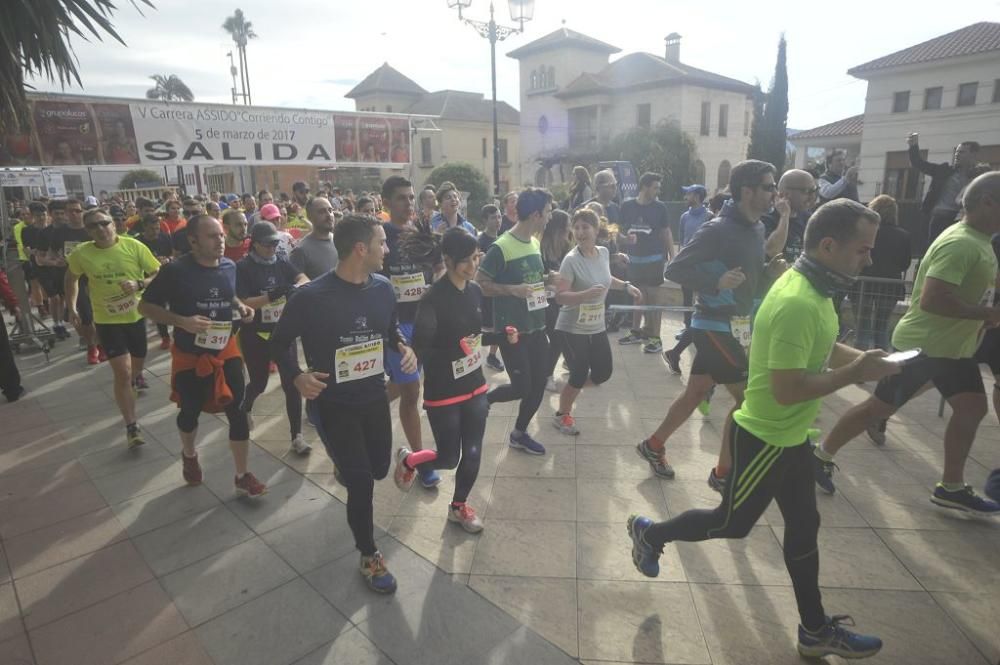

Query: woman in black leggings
552,209,642,435
398,228,517,533
235,221,309,452
541,209,572,392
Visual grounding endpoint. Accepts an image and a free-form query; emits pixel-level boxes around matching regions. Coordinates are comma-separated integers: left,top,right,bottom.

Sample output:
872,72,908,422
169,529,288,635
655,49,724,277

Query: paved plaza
1,315,998,665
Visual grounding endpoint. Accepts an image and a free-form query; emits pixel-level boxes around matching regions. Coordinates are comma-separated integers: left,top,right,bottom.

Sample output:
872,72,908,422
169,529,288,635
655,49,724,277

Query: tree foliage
145,74,194,101
1,0,153,131
606,120,698,200
221,9,257,47
118,168,162,190
747,35,789,173
426,162,491,226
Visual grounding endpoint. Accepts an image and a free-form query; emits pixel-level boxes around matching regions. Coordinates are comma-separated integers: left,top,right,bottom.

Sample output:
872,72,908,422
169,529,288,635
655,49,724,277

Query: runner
398,228,519,532
34,200,69,340
617,172,675,353
51,199,101,362
477,188,557,455
636,160,779,491
236,221,310,454
477,204,505,371
270,214,418,593
380,175,440,488
222,209,251,261
541,209,572,392
814,172,1000,515
0,267,25,402
628,198,894,660
138,215,267,497
552,209,642,435
663,184,711,374
65,210,161,447
289,197,338,278
133,213,175,349
257,203,295,261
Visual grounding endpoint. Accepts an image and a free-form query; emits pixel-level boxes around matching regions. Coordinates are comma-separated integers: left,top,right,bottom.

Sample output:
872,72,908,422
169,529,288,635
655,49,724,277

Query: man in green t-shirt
628,199,899,660
815,172,1000,516
66,210,161,449
477,188,557,456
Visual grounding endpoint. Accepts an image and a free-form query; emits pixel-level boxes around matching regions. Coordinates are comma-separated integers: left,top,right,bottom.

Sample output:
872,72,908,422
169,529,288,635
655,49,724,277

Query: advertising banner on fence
0,94,411,169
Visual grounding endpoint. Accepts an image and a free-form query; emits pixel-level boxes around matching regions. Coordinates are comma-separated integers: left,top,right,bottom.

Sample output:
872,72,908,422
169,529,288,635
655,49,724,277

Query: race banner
0,94,411,169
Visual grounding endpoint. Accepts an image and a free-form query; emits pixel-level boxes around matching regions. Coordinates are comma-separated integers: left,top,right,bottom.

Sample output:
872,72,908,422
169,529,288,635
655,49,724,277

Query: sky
29,0,995,131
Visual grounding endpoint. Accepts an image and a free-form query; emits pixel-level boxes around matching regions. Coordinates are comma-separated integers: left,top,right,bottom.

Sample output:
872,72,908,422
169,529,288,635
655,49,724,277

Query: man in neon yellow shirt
815,173,1000,515
66,209,161,449
628,199,899,660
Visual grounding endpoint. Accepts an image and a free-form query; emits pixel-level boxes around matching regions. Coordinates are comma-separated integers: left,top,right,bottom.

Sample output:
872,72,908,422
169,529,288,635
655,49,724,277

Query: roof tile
848,22,1000,76
788,115,864,140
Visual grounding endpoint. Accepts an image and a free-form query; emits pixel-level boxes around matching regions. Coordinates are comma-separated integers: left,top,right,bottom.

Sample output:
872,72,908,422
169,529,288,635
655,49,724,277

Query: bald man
762,169,818,262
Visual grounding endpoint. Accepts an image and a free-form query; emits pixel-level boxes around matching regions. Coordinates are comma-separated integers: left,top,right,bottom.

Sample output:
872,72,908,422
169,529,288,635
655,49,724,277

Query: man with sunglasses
65,210,161,448
637,160,779,494
763,169,819,263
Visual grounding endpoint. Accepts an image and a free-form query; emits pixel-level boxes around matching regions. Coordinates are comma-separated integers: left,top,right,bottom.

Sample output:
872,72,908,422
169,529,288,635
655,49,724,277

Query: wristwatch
622,281,633,291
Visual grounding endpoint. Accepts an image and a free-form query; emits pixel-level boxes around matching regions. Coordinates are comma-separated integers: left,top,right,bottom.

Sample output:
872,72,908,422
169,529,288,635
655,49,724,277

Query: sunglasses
258,240,280,247
85,220,113,229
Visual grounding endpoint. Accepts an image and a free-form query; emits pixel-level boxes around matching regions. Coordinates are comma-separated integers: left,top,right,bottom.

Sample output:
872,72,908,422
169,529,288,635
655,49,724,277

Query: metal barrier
838,275,912,351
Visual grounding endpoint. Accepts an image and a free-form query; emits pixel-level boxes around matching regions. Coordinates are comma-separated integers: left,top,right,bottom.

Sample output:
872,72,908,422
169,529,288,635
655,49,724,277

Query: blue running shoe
360,551,397,594
930,483,1000,516
509,430,546,455
812,445,838,495
797,615,882,659
626,514,660,578
418,466,442,489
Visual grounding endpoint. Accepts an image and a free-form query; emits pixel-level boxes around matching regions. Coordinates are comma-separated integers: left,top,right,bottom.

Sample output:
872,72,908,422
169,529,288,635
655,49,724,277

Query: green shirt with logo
66,236,160,325
478,232,547,333
892,222,997,359
733,269,839,447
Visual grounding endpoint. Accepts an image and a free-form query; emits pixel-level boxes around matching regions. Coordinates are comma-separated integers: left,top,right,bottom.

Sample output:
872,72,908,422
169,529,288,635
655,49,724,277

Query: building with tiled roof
347,64,521,193
848,22,1000,77
508,29,755,193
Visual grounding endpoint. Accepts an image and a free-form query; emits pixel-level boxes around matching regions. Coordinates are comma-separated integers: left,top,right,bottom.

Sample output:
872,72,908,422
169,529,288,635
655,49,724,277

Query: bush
425,162,491,227
118,169,163,190
605,120,698,200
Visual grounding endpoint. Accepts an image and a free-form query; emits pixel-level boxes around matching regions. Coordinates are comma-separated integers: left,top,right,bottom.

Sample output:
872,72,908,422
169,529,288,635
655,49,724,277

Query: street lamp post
448,0,533,197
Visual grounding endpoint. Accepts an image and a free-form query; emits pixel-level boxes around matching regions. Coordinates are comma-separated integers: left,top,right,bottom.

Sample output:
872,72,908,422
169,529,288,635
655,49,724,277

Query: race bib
63,241,82,256
980,287,995,307
578,302,605,326
334,338,384,383
260,297,285,324
526,283,548,311
195,321,232,350
104,292,137,317
391,273,428,303
731,315,752,347
452,335,484,379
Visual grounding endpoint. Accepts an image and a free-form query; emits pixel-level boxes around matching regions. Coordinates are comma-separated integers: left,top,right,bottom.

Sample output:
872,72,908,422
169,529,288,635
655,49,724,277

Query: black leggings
544,298,562,378
558,330,612,389
240,330,302,438
643,423,825,631
311,398,392,556
487,330,549,432
418,392,488,504
174,358,250,441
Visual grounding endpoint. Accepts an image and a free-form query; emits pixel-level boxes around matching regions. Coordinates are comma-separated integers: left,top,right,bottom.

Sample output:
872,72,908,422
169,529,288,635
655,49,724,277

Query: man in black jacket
907,132,981,245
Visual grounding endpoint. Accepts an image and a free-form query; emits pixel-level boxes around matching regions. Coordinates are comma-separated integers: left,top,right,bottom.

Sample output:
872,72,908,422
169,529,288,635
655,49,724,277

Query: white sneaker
545,377,562,393
448,503,484,533
291,434,312,454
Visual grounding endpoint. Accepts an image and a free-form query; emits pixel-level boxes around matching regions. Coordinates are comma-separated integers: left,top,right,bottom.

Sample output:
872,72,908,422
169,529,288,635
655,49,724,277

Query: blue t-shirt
269,271,402,406
141,254,240,355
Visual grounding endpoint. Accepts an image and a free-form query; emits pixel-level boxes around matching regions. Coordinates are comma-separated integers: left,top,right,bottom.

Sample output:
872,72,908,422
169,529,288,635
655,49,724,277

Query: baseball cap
259,203,281,221
225,193,239,203
292,181,309,193
250,221,282,244
84,195,98,208
682,185,707,196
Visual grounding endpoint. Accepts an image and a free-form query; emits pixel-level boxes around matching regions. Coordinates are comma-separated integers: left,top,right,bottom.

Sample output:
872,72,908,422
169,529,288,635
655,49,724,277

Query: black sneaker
812,445,837,495
707,467,727,494
485,354,505,372
663,349,682,375
930,483,1000,516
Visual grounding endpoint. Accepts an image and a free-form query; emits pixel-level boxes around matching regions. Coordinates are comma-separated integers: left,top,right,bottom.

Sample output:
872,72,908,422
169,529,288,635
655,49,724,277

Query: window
530,70,537,89
547,66,555,87
957,82,978,107
700,102,711,136
744,108,749,136
692,160,706,185
636,103,651,129
883,149,926,202
717,160,731,189
993,79,1000,103
498,139,509,164
420,137,432,165
482,138,487,158
718,104,729,137
892,91,910,113
923,87,942,110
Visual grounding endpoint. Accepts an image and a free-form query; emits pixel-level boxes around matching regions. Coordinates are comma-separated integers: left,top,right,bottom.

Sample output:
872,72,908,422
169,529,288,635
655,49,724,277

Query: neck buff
792,254,856,297
249,251,277,266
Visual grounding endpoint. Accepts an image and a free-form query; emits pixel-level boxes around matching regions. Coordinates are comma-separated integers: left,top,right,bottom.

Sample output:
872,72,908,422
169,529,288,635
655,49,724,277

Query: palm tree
222,9,257,104
1,0,153,130
145,74,194,102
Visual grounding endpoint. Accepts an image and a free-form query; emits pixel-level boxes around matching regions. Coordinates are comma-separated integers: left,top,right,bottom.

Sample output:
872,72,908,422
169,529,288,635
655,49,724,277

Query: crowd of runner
3,134,1000,661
